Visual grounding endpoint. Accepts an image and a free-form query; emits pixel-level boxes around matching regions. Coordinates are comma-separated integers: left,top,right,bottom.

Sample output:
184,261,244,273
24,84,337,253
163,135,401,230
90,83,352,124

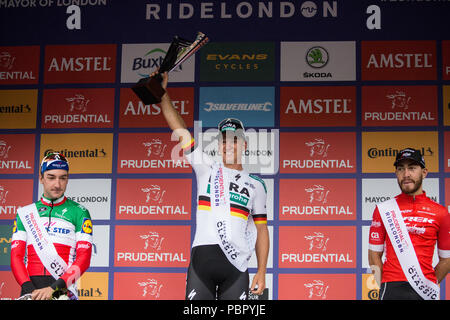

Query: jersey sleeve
183,138,215,176
368,206,386,252
437,209,450,258
10,215,33,291
250,175,268,225
59,206,93,288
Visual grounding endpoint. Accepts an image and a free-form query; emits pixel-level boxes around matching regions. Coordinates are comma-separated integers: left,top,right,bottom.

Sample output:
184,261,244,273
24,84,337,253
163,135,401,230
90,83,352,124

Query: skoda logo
306,46,329,69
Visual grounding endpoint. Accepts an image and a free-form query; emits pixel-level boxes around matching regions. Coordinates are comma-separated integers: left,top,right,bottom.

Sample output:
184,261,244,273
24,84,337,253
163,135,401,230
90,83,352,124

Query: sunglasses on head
41,152,69,164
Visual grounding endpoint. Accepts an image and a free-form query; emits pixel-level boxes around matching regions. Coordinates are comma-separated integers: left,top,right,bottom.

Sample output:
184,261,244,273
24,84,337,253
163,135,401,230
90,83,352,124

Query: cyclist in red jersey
10,153,93,300
369,148,450,300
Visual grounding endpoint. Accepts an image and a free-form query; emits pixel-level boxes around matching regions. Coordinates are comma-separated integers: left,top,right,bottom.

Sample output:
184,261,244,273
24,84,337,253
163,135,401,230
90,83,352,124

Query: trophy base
131,76,166,105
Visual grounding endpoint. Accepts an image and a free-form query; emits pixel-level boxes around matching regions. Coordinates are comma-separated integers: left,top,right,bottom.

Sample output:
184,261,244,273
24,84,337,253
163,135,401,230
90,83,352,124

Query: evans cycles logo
200,42,275,82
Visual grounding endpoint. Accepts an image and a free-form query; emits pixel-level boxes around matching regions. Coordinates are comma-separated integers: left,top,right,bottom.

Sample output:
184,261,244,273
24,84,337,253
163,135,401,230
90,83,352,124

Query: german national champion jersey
369,192,450,284
184,142,268,251
10,195,93,289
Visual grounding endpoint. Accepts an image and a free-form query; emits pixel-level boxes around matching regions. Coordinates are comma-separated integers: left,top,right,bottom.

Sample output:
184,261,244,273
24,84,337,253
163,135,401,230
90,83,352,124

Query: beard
398,176,423,195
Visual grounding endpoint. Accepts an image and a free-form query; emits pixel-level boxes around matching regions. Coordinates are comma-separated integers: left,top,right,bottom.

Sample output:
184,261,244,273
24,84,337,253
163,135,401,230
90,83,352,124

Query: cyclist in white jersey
154,71,270,300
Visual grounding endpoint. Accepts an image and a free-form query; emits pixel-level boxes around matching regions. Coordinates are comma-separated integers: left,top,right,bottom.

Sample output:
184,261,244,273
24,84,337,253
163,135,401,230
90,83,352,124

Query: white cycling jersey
184,141,267,271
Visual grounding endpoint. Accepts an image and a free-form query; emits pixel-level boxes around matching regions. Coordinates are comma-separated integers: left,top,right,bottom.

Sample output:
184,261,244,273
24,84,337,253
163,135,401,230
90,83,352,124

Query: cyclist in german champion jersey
154,71,270,300
10,152,93,300
369,148,450,300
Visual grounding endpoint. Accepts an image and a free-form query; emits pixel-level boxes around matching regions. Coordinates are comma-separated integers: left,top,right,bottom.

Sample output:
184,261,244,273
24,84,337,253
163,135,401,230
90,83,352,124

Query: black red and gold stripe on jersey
197,195,267,224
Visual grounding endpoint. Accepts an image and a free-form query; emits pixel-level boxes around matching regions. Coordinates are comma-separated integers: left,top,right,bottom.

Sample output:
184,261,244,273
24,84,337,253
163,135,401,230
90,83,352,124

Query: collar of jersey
397,191,427,202
40,195,67,207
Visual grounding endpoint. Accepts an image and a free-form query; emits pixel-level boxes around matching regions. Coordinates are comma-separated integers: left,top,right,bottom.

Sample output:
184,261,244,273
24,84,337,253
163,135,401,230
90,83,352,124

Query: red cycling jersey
369,192,450,284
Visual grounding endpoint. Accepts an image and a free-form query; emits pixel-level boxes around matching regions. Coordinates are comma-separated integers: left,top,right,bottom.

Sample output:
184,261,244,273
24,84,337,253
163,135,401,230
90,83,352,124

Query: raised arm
155,72,192,147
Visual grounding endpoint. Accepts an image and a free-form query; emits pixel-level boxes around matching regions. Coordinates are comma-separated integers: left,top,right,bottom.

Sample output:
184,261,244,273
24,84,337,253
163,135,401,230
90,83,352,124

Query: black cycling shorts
185,244,249,300
379,281,424,300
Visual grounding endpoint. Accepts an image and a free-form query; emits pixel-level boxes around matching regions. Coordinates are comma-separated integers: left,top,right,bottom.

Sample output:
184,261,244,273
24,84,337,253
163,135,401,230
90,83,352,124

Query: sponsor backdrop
0,0,449,300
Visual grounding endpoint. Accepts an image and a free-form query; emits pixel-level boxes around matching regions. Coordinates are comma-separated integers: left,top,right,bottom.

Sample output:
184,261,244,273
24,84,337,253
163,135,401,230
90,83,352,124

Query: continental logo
0,90,37,129
77,272,108,300
43,148,107,159
366,147,433,159
40,133,113,174
362,131,439,173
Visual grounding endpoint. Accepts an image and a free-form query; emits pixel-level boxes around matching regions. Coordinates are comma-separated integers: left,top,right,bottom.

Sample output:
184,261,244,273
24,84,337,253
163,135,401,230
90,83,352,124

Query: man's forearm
255,225,269,273
434,258,450,283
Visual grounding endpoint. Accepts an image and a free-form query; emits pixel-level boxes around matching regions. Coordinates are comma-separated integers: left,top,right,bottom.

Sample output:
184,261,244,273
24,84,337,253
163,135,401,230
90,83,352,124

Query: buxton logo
361,41,436,80
44,44,116,84
132,48,183,78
